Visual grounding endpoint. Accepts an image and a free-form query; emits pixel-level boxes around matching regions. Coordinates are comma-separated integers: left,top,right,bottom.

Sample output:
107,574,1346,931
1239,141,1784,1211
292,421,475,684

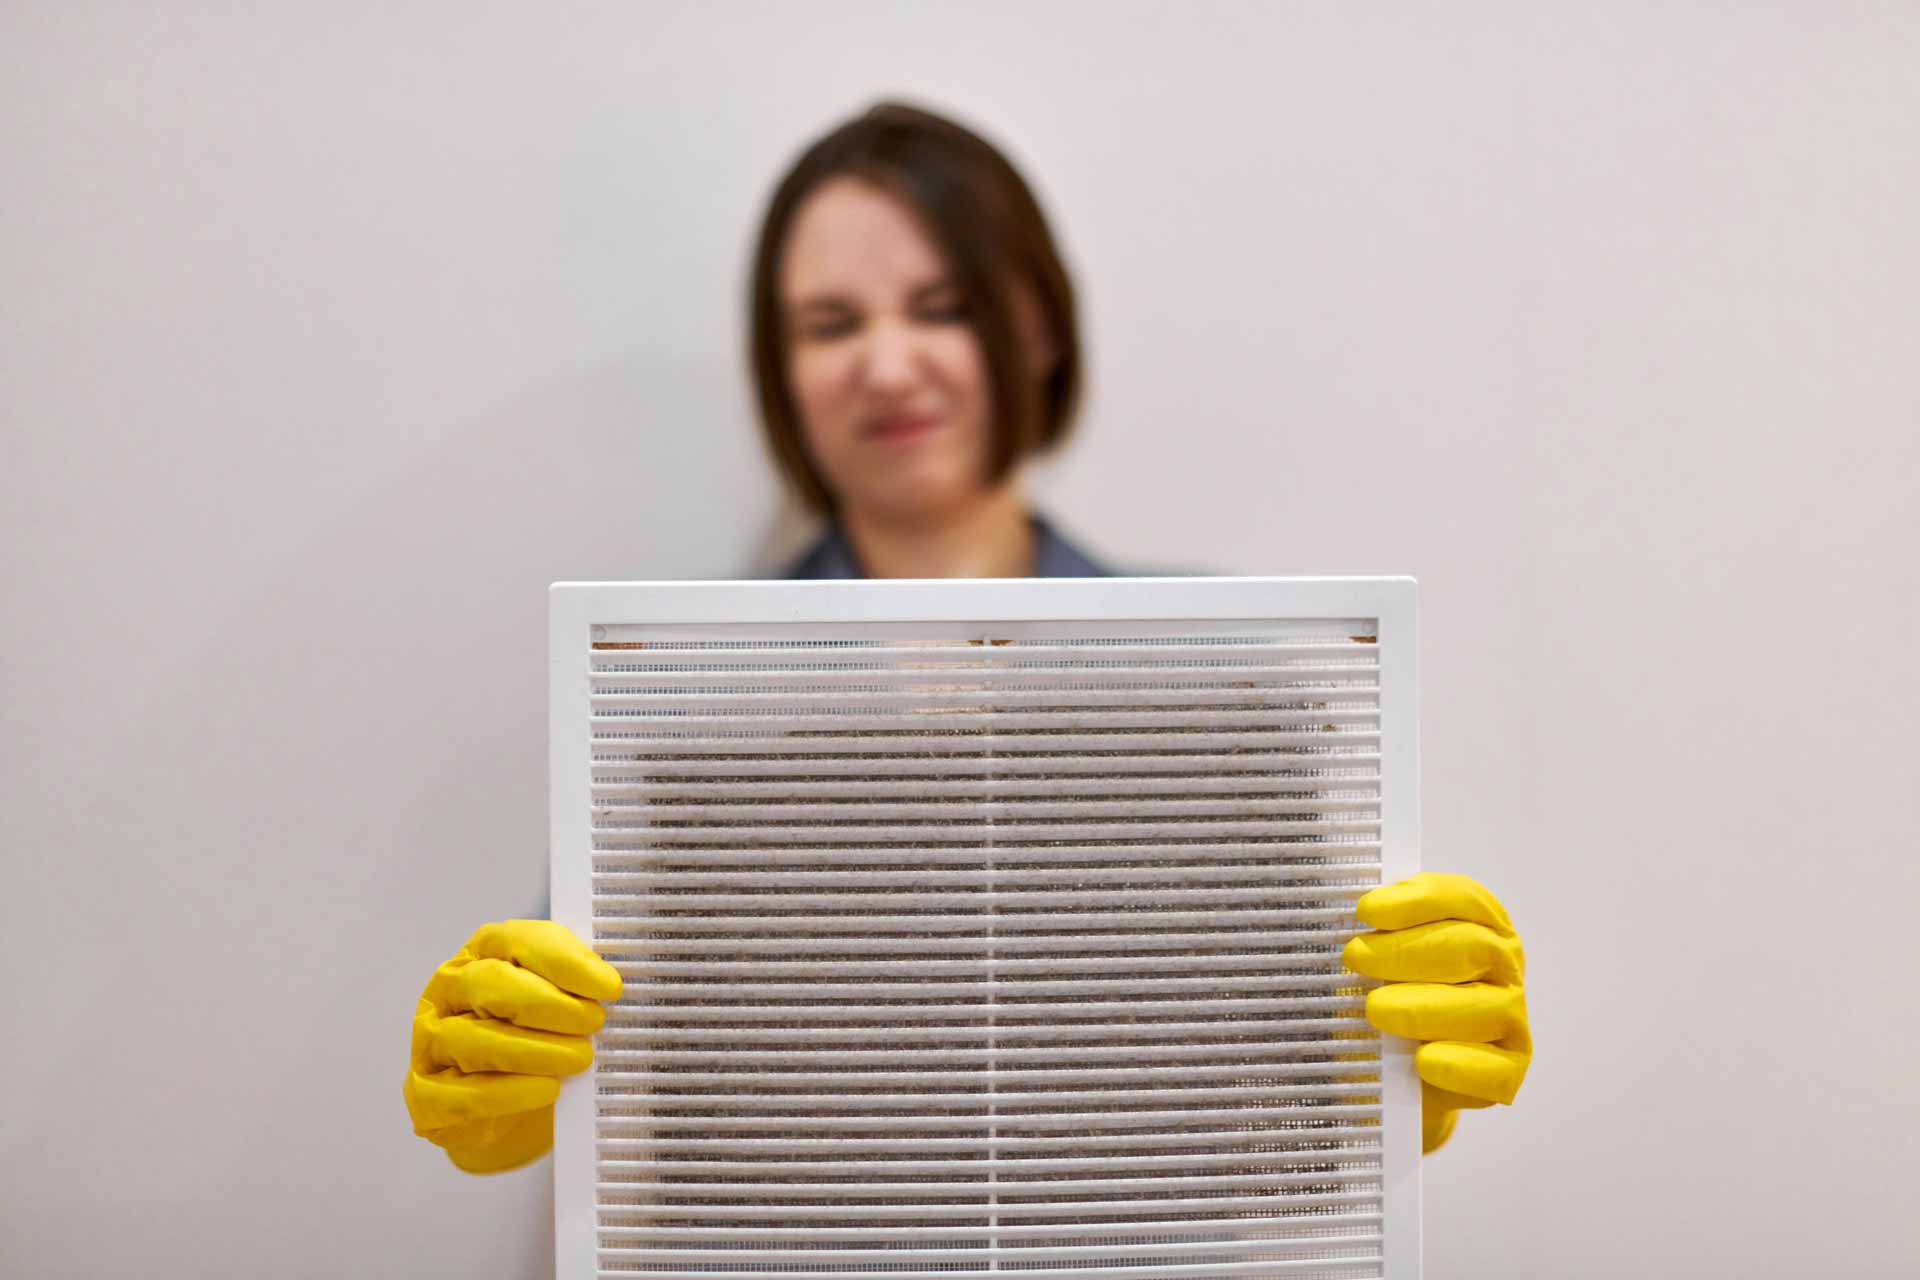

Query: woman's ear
1011,284,1061,379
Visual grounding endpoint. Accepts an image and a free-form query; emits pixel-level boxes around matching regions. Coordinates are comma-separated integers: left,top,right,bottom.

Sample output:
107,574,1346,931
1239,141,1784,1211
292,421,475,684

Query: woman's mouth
863,413,944,445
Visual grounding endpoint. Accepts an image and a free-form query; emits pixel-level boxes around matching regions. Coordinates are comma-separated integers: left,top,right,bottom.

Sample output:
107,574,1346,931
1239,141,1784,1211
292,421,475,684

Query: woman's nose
861,319,920,390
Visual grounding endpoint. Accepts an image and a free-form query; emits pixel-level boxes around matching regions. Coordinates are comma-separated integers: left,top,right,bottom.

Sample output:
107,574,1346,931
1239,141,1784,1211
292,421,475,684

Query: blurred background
4,3,1916,1275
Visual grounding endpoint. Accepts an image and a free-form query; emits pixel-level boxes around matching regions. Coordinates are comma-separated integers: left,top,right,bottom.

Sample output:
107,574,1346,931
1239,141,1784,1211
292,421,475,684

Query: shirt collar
782,514,1109,579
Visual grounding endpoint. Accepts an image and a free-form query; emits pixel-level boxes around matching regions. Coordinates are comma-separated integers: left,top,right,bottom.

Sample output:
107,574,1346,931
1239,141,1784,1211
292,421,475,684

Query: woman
756,102,1106,580
403,101,1532,1174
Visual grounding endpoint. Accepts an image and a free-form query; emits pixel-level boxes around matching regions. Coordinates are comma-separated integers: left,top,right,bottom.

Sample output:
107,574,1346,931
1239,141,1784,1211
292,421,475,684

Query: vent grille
578,622,1392,1279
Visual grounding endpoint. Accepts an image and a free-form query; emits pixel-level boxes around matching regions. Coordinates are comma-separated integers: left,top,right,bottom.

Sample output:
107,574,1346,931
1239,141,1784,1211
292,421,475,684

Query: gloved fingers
1414,1040,1530,1106
460,920,624,1003
1354,873,1515,937
1420,1093,1459,1155
1419,1079,1498,1156
1424,1081,1497,1113
432,1108,557,1174
437,958,609,1035
1342,919,1521,985
428,1012,597,1077
404,1063,560,1130
1365,981,1522,1044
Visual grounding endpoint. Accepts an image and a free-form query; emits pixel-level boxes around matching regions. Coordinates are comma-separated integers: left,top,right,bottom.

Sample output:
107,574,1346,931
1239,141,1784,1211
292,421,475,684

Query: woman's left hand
1341,872,1532,1154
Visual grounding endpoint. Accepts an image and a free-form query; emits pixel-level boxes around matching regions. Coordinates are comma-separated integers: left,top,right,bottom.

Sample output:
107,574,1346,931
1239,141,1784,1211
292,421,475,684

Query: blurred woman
403,101,1531,1175
755,102,1106,579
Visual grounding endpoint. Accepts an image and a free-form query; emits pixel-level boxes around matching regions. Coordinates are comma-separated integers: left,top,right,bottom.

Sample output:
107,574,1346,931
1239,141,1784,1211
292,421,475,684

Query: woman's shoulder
1029,516,1109,578
1034,517,1213,579
779,525,861,579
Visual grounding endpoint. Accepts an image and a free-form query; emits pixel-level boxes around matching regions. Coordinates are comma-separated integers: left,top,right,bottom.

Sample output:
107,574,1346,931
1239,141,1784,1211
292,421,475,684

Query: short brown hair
748,101,1083,514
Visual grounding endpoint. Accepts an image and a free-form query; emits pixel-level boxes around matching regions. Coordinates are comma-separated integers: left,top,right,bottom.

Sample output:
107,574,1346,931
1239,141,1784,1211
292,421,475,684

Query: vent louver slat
557,590,1416,1279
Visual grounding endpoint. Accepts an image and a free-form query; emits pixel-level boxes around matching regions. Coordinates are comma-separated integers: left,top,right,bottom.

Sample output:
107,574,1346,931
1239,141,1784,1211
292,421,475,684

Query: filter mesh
583,623,1386,1280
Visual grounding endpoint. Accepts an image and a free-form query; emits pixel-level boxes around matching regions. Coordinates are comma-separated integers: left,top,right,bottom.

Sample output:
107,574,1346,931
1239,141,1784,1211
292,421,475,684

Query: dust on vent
553,579,1421,1280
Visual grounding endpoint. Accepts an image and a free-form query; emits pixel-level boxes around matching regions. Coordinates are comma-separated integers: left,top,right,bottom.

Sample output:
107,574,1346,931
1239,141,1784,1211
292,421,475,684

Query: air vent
552,579,1420,1279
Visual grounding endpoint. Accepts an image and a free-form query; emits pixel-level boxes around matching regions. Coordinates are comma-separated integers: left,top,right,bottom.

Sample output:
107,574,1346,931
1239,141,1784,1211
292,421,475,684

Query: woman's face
779,177,996,524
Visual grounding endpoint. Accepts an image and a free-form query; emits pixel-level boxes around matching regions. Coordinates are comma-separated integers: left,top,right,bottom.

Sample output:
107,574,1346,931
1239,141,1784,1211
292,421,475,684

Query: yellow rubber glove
403,920,623,1174
1341,873,1531,1154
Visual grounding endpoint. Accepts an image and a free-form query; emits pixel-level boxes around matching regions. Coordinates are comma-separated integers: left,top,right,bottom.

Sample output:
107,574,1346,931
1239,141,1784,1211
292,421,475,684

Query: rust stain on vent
593,642,649,650
1351,635,1378,644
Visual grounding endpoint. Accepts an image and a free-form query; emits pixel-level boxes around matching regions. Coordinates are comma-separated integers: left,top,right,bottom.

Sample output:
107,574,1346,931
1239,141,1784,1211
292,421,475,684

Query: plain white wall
4,3,1916,1276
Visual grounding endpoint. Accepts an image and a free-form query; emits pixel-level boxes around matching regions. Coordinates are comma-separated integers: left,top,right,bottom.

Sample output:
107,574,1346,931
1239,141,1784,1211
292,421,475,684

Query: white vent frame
551,576,1420,1279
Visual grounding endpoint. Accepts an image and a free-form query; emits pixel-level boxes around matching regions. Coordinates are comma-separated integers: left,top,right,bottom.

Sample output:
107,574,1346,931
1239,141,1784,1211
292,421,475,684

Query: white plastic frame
550,575,1421,1279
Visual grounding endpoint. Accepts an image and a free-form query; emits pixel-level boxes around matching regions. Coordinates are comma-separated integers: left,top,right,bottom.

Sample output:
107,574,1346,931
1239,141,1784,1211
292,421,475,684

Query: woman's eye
919,298,970,323
795,316,858,341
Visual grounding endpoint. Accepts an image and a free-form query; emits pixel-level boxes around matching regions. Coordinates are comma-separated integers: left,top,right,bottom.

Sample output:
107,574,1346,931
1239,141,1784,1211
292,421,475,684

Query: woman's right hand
402,920,623,1174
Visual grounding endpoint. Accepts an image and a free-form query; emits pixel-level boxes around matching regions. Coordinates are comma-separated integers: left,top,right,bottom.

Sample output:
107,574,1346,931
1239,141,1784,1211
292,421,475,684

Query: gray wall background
4,3,1917,1275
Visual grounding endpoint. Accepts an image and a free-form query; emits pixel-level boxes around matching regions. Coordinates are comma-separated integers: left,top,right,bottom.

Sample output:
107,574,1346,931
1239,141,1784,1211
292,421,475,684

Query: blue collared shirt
781,514,1112,579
